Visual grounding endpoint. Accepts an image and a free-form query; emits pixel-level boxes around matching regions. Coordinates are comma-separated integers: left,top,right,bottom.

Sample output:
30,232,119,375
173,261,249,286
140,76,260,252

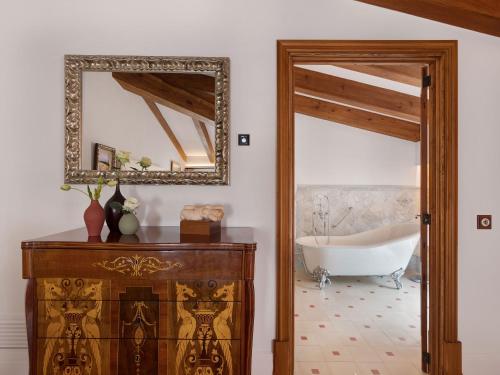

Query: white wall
1,1,500,373
295,114,419,186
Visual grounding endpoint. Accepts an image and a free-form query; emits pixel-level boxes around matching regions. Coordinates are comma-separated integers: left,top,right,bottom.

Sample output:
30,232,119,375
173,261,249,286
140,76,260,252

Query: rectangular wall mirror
65,55,230,185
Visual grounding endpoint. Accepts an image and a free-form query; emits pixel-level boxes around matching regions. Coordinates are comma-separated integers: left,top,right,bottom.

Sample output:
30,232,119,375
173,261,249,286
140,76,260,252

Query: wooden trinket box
180,219,221,237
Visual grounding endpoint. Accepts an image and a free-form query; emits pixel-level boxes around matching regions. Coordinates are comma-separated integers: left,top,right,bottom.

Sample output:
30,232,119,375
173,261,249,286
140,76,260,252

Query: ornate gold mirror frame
64,55,230,185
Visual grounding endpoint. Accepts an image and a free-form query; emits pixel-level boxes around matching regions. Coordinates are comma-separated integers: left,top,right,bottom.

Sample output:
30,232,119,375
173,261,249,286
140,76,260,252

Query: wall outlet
477,215,492,230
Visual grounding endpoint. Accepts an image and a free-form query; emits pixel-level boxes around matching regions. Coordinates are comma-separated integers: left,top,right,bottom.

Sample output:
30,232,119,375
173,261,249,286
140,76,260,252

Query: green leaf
87,185,93,199
95,184,103,200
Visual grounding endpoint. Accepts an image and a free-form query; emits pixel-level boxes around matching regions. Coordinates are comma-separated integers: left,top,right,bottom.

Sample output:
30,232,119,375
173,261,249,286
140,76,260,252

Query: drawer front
114,282,243,341
31,250,243,280
38,300,242,340
36,338,162,375
37,280,242,340
36,339,241,375
37,279,242,302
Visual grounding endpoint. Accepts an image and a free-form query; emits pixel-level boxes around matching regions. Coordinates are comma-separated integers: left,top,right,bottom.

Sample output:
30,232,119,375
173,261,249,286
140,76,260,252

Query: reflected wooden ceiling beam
113,72,215,122
192,119,215,163
331,63,422,87
354,0,500,37
155,73,215,97
294,67,420,122
154,73,215,106
144,99,188,162
295,94,420,142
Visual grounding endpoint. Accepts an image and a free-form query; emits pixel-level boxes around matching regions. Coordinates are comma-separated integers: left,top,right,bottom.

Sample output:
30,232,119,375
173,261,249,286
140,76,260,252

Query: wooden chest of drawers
22,226,256,375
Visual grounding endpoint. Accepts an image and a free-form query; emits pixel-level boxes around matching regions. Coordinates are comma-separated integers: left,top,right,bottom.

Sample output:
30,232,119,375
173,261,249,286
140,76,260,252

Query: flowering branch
60,177,117,201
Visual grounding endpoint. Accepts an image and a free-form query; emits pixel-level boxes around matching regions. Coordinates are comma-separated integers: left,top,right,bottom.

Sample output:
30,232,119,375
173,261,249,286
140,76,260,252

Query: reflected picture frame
93,143,116,172
64,55,230,185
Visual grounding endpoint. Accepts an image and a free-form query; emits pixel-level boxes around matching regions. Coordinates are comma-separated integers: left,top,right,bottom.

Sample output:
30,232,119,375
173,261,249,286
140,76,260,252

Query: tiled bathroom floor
294,267,425,375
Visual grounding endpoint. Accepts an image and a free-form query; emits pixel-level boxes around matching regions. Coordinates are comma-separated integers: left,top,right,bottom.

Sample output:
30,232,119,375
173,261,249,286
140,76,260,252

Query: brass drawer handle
93,254,183,277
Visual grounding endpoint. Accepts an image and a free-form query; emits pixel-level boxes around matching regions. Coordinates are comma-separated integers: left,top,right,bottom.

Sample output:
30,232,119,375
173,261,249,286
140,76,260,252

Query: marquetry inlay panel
167,280,243,301
93,254,184,277
119,287,159,375
36,278,111,375
167,339,241,375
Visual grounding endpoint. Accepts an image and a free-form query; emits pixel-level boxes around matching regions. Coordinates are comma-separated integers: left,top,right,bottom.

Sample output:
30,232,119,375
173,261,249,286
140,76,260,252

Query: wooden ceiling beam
354,0,500,37
331,63,423,87
192,119,215,163
294,67,420,122
144,99,188,162
113,72,215,122
295,94,420,142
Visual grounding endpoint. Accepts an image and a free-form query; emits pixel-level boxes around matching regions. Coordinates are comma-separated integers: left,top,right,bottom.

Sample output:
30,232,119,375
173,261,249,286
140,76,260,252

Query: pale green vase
118,213,139,235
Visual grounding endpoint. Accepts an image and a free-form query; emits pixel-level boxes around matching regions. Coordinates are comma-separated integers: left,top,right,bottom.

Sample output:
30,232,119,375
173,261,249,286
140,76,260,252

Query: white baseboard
0,316,27,349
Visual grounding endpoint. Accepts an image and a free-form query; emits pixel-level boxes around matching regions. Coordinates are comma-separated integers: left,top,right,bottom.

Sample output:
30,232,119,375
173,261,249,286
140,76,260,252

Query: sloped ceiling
355,0,500,37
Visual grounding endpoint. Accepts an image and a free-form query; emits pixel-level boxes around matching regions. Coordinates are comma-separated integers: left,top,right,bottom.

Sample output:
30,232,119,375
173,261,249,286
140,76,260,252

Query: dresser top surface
22,226,256,251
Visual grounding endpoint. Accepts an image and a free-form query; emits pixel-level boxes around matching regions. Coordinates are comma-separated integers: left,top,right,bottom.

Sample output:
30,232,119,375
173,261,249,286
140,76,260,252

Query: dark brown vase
84,199,105,237
104,182,126,233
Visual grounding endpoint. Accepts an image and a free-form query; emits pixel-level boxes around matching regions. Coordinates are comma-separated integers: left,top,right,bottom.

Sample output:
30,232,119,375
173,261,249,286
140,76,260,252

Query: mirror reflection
82,71,216,173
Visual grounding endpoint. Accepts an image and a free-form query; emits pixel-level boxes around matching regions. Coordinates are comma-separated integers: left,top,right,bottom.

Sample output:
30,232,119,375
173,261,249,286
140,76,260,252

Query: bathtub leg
313,267,331,289
391,268,404,290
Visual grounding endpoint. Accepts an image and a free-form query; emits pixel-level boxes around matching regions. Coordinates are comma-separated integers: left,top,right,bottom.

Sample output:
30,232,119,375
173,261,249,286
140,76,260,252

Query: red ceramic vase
84,199,105,237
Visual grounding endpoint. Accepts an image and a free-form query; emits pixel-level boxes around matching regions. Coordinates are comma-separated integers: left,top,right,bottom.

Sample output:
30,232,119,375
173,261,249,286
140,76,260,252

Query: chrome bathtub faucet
312,194,330,237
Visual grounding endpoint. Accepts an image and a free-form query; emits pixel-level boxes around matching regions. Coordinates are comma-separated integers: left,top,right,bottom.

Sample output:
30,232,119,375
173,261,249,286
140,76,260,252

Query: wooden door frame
274,40,461,375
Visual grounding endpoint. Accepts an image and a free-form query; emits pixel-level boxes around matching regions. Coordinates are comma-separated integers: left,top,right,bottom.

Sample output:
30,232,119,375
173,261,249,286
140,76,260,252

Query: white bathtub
296,223,420,289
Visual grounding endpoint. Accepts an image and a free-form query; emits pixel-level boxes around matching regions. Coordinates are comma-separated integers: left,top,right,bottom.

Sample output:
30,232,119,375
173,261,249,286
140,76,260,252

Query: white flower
116,150,131,167
138,156,152,170
117,150,131,160
123,197,139,213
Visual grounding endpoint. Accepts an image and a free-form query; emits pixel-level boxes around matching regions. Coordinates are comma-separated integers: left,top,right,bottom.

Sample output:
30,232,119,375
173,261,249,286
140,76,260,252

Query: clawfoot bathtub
297,223,420,289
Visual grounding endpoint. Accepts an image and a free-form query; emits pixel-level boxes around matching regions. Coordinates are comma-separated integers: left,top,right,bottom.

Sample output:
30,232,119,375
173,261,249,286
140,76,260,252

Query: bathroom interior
293,63,427,375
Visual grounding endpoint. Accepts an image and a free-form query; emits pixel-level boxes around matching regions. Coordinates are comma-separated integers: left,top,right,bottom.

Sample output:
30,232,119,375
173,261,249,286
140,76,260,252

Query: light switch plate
477,215,492,230
238,134,250,146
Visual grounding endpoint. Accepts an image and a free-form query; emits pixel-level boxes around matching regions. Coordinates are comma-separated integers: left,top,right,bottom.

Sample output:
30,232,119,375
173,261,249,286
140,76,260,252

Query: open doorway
274,41,461,375
293,63,428,375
